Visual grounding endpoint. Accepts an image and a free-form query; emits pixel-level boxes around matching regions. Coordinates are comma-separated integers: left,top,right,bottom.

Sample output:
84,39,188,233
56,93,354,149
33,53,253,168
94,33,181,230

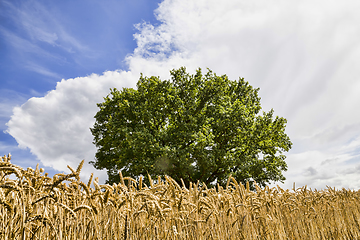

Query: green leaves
91,67,292,189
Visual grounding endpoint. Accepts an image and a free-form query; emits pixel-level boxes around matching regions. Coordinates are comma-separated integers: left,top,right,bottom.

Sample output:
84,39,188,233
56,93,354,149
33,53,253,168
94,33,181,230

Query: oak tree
90,67,292,188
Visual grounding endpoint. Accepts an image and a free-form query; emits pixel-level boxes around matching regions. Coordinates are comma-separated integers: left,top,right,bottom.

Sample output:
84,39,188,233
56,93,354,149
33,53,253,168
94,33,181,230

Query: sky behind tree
1,0,360,190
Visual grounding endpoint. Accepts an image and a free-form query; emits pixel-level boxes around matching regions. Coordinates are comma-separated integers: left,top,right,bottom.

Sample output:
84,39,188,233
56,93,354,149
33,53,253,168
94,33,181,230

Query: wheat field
1,153,360,239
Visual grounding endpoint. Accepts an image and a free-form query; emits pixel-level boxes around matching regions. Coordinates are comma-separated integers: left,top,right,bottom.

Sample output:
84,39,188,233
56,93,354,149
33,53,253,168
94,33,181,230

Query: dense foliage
90,67,292,188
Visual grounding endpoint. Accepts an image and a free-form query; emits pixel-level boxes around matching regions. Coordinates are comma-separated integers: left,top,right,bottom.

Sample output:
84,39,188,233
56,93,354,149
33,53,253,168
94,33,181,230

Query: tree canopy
90,67,292,188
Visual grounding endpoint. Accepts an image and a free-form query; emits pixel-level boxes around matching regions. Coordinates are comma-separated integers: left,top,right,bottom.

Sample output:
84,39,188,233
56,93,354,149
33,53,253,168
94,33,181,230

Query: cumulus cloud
6,0,360,188
6,71,137,183
127,0,360,189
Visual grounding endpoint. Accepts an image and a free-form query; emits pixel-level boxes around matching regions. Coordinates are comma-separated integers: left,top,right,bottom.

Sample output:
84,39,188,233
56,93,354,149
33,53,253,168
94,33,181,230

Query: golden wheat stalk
87,173,94,189
0,166,22,179
2,154,360,239
0,198,13,212
119,170,125,186
56,202,77,219
74,204,94,214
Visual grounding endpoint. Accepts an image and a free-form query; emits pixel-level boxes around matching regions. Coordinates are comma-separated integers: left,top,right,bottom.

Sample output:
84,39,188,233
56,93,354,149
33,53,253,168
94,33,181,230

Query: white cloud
272,135,360,190
6,0,360,188
126,0,360,189
6,71,138,183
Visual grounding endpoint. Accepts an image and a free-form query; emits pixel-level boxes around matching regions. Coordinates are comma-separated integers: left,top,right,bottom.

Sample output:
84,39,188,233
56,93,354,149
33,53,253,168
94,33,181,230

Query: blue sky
1,0,360,190
0,0,162,177
0,0,160,92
